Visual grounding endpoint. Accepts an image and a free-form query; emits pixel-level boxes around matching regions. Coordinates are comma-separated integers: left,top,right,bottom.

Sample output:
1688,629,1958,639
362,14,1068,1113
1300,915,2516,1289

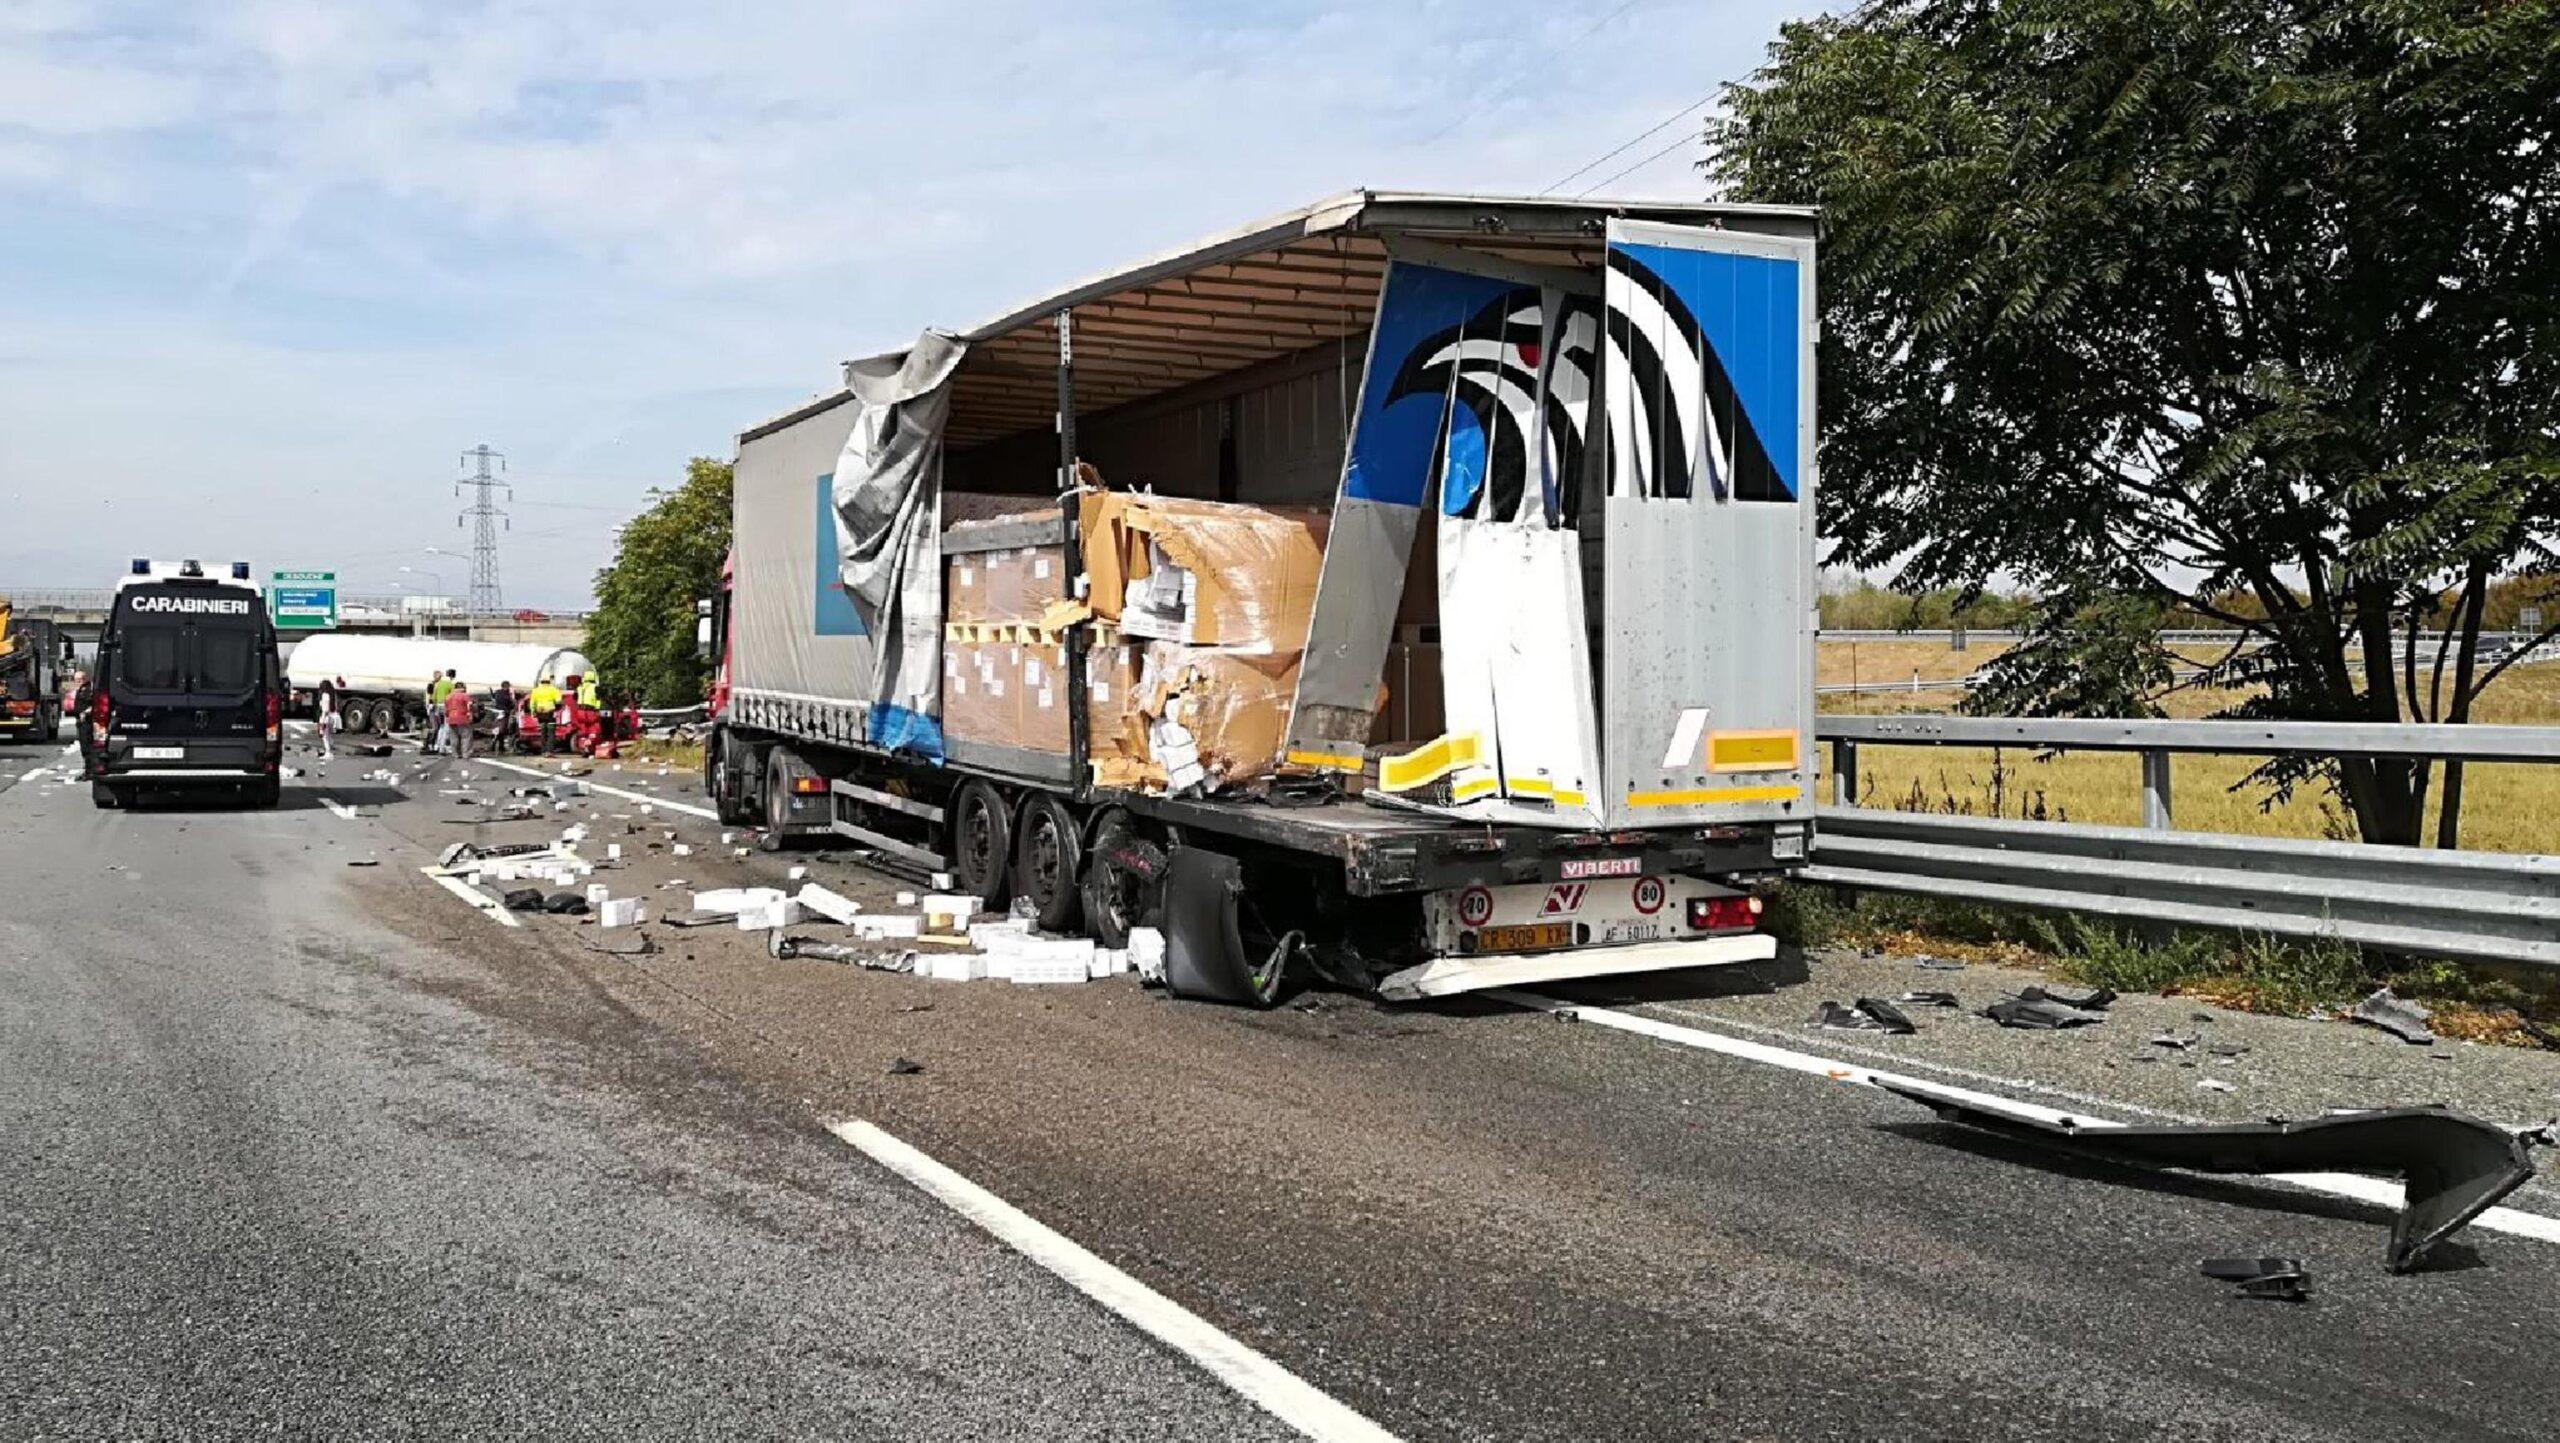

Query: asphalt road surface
6,741,2560,1440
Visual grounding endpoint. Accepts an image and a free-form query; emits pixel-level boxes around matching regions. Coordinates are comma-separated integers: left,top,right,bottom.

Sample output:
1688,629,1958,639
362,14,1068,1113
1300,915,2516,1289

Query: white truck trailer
702,191,1818,1002
284,634,592,734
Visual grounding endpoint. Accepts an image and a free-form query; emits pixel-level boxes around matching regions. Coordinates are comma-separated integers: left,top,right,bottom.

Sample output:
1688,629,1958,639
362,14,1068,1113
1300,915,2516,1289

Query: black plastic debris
1981,997,2108,1030
1879,1075,2537,1273
542,892,590,915
2020,984,2116,1011
2201,1257,2310,1303
1811,999,1917,1035
1899,990,1961,1008
886,1057,925,1076
502,888,544,912
2350,987,2436,1045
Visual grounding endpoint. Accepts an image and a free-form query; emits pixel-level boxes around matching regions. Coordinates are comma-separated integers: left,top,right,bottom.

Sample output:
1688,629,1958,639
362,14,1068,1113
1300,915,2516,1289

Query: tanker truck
283,634,592,734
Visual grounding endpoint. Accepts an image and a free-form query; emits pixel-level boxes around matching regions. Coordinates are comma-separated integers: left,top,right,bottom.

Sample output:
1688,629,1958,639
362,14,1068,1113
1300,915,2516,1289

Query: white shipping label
1038,687,1053,709
987,680,1004,698
1033,557,1052,580
1093,681,1112,702
1025,659,1043,687
951,677,967,696
958,567,975,587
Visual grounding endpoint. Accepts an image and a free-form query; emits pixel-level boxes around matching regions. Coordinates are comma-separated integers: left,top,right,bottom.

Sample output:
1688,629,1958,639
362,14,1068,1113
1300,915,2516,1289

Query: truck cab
82,560,284,809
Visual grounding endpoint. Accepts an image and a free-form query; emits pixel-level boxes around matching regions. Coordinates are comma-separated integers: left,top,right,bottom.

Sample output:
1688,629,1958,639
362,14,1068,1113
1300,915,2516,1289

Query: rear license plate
1474,922,1576,953
132,746,185,761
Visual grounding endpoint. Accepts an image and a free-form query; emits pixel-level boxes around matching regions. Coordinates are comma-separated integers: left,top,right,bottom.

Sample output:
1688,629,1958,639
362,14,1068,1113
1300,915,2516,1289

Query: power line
1575,127,1706,198
1543,87,1717,194
1410,0,1650,149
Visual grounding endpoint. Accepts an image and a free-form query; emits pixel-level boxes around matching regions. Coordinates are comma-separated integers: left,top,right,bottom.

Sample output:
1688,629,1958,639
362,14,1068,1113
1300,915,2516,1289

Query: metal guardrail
1809,716,2560,967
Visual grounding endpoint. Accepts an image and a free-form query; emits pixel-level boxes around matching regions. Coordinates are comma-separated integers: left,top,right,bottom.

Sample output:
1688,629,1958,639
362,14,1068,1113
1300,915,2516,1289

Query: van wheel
1079,810,1164,950
1012,793,1085,934
91,781,125,810
949,780,1013,908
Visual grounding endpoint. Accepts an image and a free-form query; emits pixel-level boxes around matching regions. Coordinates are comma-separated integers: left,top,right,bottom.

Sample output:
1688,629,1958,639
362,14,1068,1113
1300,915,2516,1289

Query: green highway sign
269,570,338,631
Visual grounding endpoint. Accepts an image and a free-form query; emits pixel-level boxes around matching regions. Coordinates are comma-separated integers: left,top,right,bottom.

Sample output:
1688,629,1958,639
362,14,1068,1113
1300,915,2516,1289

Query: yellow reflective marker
1707,729,1800,774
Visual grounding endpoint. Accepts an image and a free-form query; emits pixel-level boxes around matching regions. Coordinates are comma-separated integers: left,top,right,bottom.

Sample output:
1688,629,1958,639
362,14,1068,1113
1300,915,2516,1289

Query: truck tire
35,703,58,744
1012,793,1085,934
1079,810,1164,950
336,698,368,734
371,700,397,736
949,780,1013,908
710,730,759,825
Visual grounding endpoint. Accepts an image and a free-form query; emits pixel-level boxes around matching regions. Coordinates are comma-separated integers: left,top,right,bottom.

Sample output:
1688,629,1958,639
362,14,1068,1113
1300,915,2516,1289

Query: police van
81,560,285,809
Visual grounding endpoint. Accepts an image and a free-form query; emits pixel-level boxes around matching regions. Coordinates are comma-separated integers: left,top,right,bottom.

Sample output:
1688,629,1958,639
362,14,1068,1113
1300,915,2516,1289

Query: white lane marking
1489,990,2560,1251
1646,1003,2202,1123
424,870,521,928
476,756,720,821
829,1119,1400,1443
18,768,41,782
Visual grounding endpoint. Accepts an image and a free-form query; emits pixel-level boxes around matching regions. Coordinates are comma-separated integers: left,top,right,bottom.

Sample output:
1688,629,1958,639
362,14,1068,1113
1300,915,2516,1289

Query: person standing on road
443,678,476,761
492,680,519,755
426,669,457,754
315,678,339,762
527,676,562,755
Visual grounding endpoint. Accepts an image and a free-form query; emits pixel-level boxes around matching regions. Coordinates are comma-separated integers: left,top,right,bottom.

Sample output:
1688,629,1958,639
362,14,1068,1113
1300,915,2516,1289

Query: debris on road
2351,987,2436,1045
2020,984,2116,1011
770,933,915,971
1981,996,2109,1030
578,930,657,957
1810,998,1917,1035
2151,1032,2201,1050
2200,1257,2310,1303
1879,1076,2539,1272
2198,1078,2236,1093
502,888,544,912
1898,990,1960,1009
886,1057,925,1076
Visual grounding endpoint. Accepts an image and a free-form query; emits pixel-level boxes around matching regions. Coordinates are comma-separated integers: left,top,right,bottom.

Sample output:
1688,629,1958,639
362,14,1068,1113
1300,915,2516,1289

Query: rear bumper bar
1376,933,1777,1001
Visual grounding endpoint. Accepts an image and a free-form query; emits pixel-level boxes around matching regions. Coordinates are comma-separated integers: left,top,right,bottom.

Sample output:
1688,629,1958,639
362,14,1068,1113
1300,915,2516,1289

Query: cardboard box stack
942,491,1357,796
942,513,1074,754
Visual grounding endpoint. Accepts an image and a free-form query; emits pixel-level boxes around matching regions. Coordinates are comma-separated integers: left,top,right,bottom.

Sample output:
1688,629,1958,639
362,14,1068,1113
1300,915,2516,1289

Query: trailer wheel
949,779,1013,908
369,699,397,736
1079,810,1164,950
1011,793,1084,933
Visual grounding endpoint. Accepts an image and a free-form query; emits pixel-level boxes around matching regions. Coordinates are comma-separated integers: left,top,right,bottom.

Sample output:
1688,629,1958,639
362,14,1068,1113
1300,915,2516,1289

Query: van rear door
104,590,274,774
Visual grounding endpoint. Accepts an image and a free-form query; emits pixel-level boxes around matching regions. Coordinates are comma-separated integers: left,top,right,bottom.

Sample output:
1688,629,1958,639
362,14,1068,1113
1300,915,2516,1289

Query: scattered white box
693,886,782,915
797,883,862,924
921,894,978,939
599,897,644,928
788,865,807,881
923,953,988,982
584,883,611,908
853,914,922,941
735,896,807,931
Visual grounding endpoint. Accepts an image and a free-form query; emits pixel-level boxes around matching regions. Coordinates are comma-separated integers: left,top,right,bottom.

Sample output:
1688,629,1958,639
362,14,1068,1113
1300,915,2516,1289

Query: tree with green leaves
1712,0,2559,846
585,457,732,708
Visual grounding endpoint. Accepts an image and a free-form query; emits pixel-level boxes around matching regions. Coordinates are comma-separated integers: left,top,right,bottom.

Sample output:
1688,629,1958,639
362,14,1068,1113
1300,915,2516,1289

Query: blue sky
0,0,1826,607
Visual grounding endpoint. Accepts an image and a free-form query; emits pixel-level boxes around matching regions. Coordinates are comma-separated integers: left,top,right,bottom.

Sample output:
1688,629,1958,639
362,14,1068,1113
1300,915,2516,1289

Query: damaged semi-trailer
702,190,1820,1003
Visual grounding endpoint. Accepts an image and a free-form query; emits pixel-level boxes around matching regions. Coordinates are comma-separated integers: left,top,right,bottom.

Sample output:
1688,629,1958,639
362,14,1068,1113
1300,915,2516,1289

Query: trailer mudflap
1376,933,1776,1002
1160,847,1287,1007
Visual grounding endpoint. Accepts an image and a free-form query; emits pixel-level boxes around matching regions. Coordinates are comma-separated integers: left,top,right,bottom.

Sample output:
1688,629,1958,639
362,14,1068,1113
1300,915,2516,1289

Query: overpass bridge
2,588,589,648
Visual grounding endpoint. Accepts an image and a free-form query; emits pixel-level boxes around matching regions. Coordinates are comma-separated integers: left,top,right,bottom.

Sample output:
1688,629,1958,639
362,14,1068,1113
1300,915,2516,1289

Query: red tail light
790,775,828,795
265,691,283,733
1687,895,1764,932
91,690,111,731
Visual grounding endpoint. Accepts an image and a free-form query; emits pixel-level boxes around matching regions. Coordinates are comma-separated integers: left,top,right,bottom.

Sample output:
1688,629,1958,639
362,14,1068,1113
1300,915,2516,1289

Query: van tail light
91,690,112,732
1687,895,1764,932
265,690,282,741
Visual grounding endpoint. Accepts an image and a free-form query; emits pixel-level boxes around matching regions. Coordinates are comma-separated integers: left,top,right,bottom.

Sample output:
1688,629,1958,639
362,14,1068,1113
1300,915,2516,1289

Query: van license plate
132,746,184,760
1474,922,1575,953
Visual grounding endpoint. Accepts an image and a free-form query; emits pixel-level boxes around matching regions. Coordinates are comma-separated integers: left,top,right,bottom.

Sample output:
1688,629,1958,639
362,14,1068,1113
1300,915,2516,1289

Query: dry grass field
1816,648,2560,855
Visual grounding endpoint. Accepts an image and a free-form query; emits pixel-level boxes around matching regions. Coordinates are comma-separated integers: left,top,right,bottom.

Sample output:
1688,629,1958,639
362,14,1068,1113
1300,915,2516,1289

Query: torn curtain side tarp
833,331,966,757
